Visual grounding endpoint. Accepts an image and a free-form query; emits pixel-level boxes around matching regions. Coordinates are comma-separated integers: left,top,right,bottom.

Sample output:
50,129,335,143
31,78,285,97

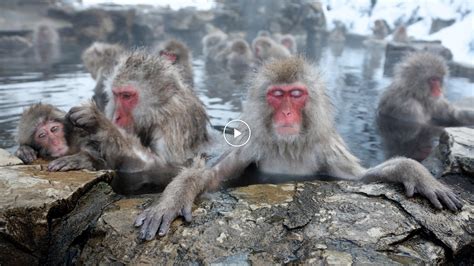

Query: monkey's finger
436,191,457,211
447,192,463,210
158,213,176,236
404,182,415,197
145,215,162,241
139,215,153,240
424,191,443,210
134,209,149,227
182,205,193,222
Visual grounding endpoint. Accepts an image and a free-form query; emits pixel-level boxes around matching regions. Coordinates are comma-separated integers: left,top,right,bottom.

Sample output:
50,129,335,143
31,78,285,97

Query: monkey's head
231,39,249,55
106,50,184,133
253,37,273,60
280,35,294,51
17,103,70,158
159,39,190,65
82,42,125,80
395,52,448,101
246,56,333,144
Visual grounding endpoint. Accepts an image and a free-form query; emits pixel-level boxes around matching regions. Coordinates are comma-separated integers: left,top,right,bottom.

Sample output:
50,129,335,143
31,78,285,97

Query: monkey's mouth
431,87,442,97
275,124,300,136
51,146,69,157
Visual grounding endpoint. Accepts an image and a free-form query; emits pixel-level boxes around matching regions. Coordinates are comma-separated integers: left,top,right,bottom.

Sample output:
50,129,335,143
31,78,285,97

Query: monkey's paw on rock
1,128,473,265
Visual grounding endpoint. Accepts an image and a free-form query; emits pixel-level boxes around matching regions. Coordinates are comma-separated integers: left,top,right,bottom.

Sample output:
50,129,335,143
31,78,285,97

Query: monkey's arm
68,103,169,172
431,99,474,127
135,148,252,240
326,145,463,211
15,145,37,164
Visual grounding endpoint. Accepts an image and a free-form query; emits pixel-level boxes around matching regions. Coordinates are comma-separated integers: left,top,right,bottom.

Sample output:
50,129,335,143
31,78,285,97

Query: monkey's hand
135,157,208,240
47,153,94,171
403,172,463,212
68,103,105,133
15,145,37,164
134,190,193,241
364,158,463,211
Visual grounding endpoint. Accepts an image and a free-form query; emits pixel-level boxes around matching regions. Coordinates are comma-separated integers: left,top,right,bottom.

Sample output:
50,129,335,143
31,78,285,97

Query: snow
81,0,473,64
323,0,474,65
81,0,215,10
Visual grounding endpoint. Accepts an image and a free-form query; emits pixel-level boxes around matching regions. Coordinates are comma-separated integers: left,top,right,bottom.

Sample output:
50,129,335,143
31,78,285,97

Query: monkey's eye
38,132,46,139
270,90,284,97
50,126,58,133
121,93,132,100
428,77,440,83
290,89,304,98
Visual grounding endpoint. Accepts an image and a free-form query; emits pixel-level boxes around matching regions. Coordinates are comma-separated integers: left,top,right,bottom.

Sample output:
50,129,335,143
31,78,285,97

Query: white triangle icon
234,129,242,138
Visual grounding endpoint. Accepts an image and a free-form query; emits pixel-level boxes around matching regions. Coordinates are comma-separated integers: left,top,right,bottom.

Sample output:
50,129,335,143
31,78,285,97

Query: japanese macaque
33,23,61,64
82,42,125,111
377,52,474,161
135,56,463,240
68,51,211,181
279,34,297,54
328,21,346,57
372,19,389,40
225,38,253,79
202,31,228,62
156,39,194,87
252,36,291,63
392,25,409,43
15,103,105,171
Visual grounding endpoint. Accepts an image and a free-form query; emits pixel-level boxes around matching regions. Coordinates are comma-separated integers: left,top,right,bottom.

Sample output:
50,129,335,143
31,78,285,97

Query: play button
223,119,251,147
234,129,242,138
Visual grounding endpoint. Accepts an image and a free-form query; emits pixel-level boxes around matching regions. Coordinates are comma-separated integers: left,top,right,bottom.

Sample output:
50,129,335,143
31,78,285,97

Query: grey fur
82,42,126,111
377,52,474,160
252,36,291,63
135,56,463,240
15,103,106,171
156,39,194,87
69,50,210,176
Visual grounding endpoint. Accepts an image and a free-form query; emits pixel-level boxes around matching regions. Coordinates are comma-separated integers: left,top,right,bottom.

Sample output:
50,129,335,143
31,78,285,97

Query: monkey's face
266,83,308,137
428,76,443,98
111,85,139,131
34,120,69,158
159,50,178,64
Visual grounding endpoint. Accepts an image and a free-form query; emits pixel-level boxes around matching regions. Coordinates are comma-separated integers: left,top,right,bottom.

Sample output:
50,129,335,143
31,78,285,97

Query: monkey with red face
156,39,194,87
135,56,463,240
377,52,474,160
15,103,106,171
68,51,212,182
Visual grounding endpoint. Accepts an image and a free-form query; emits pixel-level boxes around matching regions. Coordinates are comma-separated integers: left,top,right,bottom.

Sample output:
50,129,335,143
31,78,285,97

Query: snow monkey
15,103,106,171
68,51,212,183
82,42,125,111
157,39,194,87
135,56,463,240
377,52,474,160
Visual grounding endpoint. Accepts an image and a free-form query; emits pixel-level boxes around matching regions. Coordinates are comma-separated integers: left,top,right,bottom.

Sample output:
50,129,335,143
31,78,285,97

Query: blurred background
0,0,472,167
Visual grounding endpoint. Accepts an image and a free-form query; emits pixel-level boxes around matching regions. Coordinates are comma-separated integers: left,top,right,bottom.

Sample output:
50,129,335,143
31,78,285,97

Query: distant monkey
157,39,194,87
135,57,463,240
279,34,297,54
377,52,474,160
225,38,254,78
392,25,409,43
15,103,105,171
82,42,125,111
33,23,61,64
372,19,389,40
202,31,228,62
252,36,291,62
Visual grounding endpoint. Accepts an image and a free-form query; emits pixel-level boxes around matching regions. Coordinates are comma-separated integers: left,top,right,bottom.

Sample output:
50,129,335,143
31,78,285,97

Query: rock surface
0,148,23,166
0,163,115,265
1,127,473,265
